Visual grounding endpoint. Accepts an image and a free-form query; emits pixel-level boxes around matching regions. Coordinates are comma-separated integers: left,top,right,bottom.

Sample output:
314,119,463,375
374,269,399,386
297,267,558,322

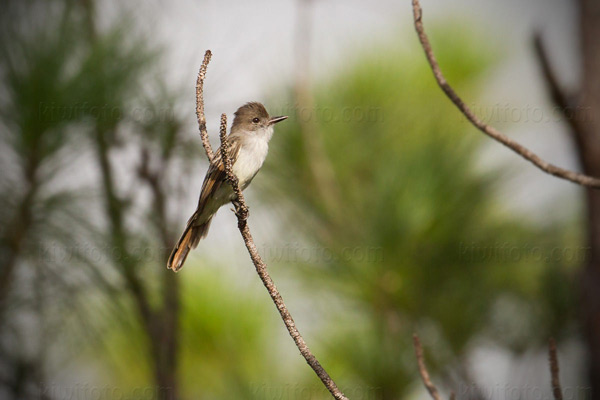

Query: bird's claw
232,200,249,220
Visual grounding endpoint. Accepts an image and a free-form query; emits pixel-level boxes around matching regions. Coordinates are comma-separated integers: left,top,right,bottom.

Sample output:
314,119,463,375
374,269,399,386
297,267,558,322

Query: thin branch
137,145,180,391
196,50,214,162
532,33,585,148
411,0,600,189
93,126,154,331
532,35,574,119
0,177,38,315
413,334,443,400
548,338,563,400
216,113,348,400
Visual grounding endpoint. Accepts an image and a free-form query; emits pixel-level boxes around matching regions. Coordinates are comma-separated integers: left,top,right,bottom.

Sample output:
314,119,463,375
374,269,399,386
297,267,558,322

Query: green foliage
0,2,188,397
261,30,577,397
179,269,279,399
94,266,284,400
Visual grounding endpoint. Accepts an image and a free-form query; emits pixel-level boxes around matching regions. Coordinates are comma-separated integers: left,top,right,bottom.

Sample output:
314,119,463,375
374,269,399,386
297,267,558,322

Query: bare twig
413,334,443,400
137,146,180,393
411,0,600,189
216,113,348,400
532,35,575,124
196,50,214,162
533,33,585,148
0,178,37,314
548,338,563,400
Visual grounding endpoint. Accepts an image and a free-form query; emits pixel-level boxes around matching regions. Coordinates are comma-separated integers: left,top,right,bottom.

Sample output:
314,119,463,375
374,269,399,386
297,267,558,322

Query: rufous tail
167,212,213,272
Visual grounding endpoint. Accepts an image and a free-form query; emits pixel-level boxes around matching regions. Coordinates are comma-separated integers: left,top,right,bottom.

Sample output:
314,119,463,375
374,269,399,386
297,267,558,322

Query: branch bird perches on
194,50,348,400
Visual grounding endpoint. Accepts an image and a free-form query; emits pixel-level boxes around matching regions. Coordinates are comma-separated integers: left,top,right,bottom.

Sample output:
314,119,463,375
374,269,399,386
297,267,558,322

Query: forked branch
194,53,348,400
411,0,600,189
196,50,214,162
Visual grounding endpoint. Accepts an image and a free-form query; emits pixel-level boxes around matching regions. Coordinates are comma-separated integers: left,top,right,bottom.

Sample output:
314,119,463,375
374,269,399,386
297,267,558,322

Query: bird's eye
252,117,260,123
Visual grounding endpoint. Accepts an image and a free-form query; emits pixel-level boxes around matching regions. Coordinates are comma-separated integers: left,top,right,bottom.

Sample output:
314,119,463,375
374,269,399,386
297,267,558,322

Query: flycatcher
167,102,287,272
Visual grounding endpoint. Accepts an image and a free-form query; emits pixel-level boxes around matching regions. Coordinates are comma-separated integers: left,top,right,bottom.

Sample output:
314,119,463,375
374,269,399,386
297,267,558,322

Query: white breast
232,133,270,189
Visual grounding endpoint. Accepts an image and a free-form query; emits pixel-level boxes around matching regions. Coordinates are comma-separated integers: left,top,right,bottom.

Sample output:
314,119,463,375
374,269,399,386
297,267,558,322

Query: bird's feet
232,199,249,221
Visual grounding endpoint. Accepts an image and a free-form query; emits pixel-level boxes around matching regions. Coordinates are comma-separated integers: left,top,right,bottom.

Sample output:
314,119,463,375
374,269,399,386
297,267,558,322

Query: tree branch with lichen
196,50,214,163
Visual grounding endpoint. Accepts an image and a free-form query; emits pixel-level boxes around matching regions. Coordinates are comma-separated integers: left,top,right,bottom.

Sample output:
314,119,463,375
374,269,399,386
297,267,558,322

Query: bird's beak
268,115,288,125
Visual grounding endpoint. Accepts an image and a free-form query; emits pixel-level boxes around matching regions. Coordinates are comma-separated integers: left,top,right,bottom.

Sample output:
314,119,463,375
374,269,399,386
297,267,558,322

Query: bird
167,102,287,272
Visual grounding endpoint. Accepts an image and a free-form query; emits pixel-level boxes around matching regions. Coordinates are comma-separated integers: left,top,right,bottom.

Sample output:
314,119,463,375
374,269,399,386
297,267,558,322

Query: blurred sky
73,0,583,293
95,0,582,253
95,0,583,227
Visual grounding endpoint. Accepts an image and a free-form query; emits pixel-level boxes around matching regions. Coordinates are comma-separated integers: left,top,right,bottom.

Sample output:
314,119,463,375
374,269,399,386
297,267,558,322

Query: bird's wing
196,134,243,210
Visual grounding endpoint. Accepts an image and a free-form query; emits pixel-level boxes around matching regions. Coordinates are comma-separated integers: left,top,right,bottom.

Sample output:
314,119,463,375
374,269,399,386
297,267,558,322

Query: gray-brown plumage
167,102,287,272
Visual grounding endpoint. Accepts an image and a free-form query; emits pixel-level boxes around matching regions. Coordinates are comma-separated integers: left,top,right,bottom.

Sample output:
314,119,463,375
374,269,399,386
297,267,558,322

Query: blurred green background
0,0,590,399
